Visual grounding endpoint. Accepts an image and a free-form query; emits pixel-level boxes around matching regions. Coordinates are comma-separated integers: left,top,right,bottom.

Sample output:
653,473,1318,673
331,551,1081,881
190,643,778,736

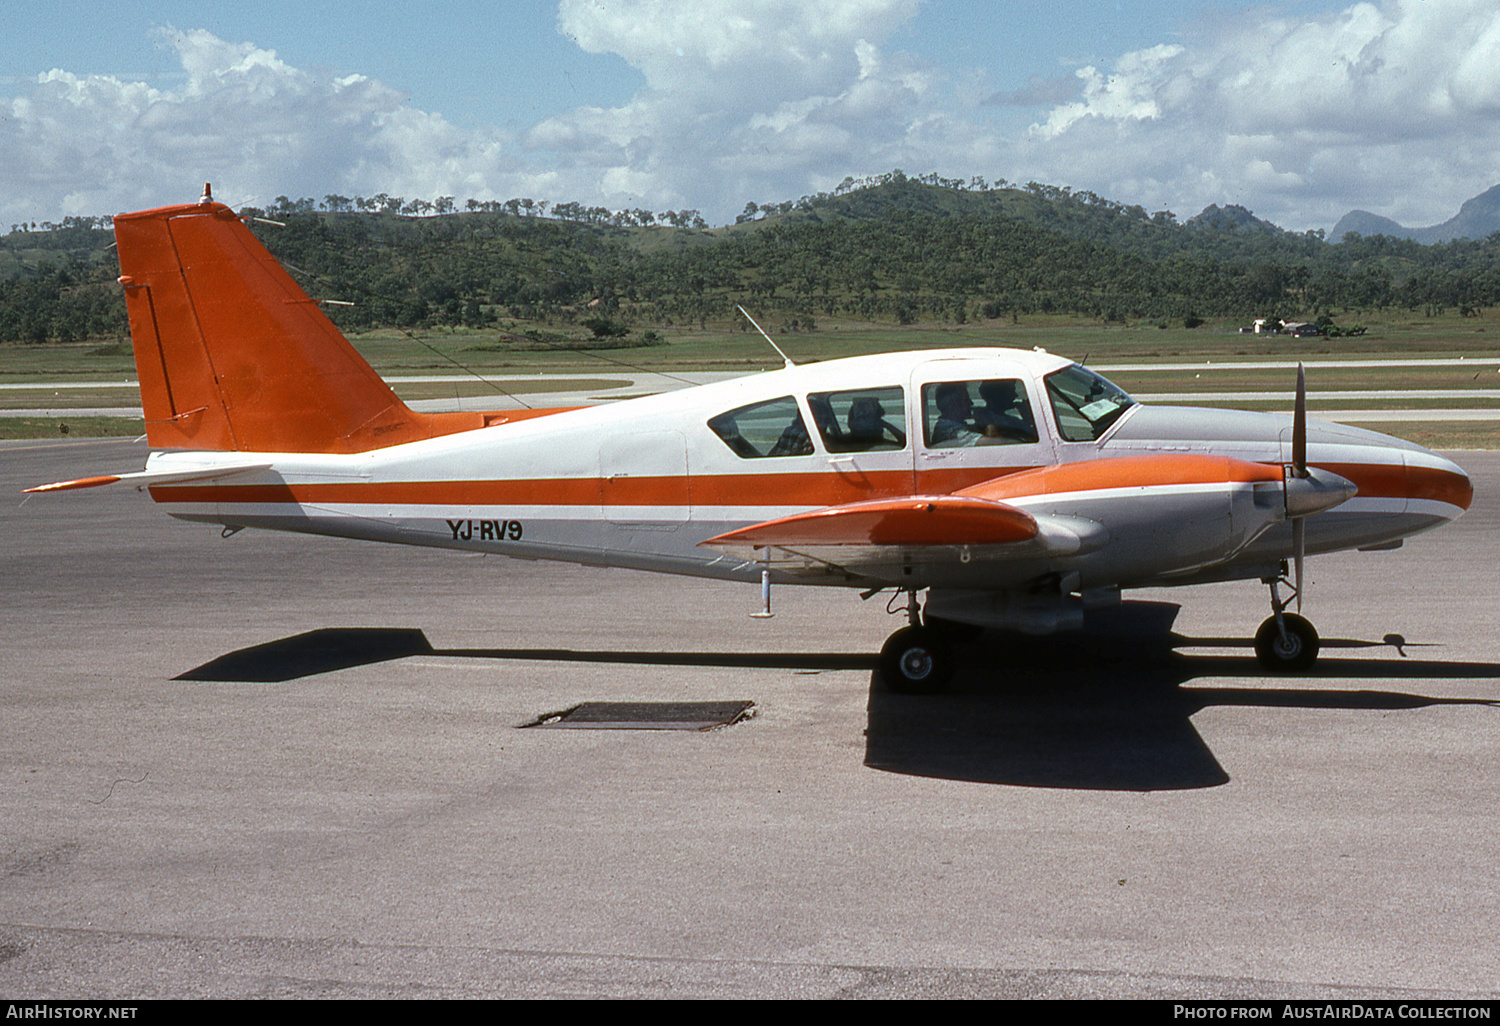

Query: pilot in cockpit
974,379,1037,442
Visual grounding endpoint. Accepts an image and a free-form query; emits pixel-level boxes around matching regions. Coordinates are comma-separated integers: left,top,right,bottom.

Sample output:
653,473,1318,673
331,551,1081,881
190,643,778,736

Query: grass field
3,312,1498,446
0,416,145,440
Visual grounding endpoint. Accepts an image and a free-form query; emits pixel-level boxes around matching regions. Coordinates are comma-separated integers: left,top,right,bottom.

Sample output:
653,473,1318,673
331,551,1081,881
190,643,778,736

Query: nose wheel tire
1254,613,1319,671
879,626,953,693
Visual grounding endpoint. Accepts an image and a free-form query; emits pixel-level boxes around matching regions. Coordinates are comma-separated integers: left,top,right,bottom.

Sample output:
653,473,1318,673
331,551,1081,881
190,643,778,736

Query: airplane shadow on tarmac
176,602,1498,792
865,602,1498,790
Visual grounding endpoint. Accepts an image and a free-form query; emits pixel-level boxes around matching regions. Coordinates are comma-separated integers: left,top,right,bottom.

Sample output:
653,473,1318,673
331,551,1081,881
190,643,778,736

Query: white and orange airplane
28,190,1474,690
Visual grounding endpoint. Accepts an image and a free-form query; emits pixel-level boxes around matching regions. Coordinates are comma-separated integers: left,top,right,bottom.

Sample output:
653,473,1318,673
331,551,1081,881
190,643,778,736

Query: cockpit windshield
1044,364,1136,441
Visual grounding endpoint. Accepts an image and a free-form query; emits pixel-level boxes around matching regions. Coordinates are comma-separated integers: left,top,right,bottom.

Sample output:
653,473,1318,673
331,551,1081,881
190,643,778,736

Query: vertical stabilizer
114,198,489,453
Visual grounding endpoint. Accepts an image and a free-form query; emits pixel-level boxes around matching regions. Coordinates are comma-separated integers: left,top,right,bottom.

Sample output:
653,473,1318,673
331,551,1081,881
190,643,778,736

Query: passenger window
922,379,1038,448
807,386,907,453
708,396,814,458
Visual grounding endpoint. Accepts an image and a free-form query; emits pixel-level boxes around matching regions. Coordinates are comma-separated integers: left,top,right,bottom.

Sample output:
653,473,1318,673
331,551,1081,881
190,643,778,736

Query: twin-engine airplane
29,190,1473,690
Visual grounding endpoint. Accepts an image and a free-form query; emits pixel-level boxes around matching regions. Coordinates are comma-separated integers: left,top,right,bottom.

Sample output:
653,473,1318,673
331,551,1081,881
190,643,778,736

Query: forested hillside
4,173,1500,345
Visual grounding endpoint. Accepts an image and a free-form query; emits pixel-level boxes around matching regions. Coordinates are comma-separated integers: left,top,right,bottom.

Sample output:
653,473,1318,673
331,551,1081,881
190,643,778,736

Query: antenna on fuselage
737,305,795,369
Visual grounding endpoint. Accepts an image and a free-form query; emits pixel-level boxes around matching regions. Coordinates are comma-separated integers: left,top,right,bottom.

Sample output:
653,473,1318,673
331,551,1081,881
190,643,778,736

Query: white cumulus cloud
1016,0,1500,230
0,27,520,227
529,0,940,213
5,2,1500,235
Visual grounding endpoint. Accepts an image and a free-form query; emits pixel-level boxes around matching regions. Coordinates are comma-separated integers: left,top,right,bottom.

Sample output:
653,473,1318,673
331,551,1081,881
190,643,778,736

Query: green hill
4,174,1500,345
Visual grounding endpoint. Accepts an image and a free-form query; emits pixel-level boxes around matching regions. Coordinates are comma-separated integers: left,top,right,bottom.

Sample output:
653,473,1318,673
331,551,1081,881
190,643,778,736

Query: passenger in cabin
767,408,814,457
846,396,905,447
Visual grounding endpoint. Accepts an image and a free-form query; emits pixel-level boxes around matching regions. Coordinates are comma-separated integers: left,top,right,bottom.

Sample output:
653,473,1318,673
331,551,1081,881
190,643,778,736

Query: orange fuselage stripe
1397,463,1475,510
150,470,925,507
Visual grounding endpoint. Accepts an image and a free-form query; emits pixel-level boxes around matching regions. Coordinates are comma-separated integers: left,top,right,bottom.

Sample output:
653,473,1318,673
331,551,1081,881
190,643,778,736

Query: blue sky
4,1,1498,232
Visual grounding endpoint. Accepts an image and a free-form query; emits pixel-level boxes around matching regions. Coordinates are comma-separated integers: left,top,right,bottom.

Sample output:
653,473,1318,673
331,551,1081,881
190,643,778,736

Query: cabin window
807,386,907,453
1044,365,1136,441
707,396,814,458
920,379,1039,448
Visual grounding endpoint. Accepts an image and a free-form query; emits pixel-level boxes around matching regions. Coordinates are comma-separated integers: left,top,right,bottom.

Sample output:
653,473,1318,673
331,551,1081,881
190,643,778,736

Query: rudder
115,192,488,453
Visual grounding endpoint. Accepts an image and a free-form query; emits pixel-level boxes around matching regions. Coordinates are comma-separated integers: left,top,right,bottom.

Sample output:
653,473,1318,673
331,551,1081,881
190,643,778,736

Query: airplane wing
700,495,1106,583
24,461,273,494
699,453,1314,587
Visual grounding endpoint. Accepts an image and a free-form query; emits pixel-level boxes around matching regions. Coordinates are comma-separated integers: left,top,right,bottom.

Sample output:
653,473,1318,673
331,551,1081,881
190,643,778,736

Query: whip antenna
737,305,795,368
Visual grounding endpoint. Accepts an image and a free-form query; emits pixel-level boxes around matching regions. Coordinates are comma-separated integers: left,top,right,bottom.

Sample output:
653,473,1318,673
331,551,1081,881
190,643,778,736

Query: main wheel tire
879,626,954,693
1254,613,1319,671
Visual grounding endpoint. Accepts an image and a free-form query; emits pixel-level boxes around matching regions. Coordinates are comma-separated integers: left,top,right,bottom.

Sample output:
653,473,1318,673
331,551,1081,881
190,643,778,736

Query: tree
582,315,629,338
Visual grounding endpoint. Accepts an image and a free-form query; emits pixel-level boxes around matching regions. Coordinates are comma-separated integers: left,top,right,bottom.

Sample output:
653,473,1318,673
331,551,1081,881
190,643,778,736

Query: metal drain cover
527,701,754,730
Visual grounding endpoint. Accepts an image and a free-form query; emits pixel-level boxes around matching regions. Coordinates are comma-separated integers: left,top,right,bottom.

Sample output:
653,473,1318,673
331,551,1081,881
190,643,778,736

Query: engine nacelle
926,586,1085,635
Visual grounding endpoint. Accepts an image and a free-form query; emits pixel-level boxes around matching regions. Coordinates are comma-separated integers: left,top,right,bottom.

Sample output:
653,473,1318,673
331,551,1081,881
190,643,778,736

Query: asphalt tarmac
2,439,1497,999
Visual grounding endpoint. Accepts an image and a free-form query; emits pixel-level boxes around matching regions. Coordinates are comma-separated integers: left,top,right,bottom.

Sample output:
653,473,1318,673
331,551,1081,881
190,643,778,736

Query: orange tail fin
115,195,497,453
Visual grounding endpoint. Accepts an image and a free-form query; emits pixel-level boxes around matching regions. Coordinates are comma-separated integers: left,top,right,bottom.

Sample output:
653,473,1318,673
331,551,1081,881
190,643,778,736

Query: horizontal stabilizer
25,461,271,494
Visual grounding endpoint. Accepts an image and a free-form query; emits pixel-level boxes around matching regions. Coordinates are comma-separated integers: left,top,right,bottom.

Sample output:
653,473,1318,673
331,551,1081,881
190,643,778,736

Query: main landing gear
878,571,1323,690
1255,572,1320,672
878,591,956,694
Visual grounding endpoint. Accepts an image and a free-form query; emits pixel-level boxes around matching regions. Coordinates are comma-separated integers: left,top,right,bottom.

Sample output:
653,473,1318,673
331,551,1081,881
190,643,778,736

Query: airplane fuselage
138,348,1470,599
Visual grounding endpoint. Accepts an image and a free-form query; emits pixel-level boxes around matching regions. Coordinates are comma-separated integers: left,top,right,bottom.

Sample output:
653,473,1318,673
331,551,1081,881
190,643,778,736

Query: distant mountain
1330,209,1407,239
1184,204,1282,233
1331,184,1500,243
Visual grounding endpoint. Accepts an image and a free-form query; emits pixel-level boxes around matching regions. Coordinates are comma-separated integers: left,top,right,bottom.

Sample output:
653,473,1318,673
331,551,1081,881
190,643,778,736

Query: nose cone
1407,450,1473,519
1298,418,1472,521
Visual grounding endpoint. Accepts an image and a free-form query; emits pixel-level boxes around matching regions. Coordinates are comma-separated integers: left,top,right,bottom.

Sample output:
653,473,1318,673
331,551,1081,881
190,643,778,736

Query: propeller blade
1292,362,1307,477
1292,517,1305,612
